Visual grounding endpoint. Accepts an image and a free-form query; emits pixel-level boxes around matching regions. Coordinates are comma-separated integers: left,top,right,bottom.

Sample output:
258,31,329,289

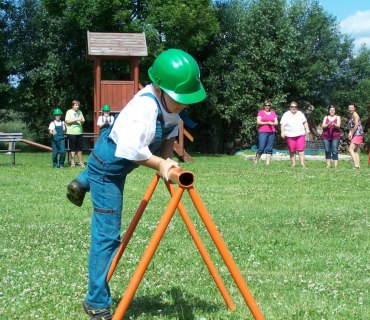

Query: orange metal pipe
107,174,160,282
112,187,184,320
108,169,193,282
166,183,235,311
188,187,265,320
167,167,194,188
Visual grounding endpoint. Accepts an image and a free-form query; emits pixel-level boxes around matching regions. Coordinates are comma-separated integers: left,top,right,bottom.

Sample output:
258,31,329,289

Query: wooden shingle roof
87,31,148,58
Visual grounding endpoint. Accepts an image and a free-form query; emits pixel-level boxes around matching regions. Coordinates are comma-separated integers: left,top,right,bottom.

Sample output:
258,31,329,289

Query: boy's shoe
67,179,86,207
82,301,112,320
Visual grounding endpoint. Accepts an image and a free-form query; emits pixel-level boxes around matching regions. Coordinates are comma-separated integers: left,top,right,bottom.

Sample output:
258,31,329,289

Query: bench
0,133,23,165
65,132,99,164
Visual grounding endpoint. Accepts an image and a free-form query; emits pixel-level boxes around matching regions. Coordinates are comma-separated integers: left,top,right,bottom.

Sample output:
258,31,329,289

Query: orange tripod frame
107,168,264,320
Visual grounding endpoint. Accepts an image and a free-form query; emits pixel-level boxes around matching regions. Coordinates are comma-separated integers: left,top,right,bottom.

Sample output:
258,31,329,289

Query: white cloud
354,37,370,49
340,10,370,51
341,10,370,35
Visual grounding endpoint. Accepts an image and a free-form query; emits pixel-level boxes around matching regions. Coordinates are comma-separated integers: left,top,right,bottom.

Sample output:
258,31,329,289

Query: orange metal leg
107,175,160,282
188,187,264,320
112,187,184,320
166,183,235,311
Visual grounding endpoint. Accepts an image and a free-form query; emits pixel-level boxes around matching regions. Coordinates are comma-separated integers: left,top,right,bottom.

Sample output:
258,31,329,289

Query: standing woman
65,100,85,167
348,103,364,169
321,105,341,168
280,101,310,167
255,101,278,165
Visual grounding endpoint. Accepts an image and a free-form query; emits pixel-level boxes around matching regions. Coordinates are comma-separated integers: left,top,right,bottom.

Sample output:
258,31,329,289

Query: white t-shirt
280,110,307,137
97,115,114,126
109,84,179,161
48,120,66,131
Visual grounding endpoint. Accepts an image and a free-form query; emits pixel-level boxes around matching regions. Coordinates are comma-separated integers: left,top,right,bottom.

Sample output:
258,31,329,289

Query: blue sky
318,0,370,51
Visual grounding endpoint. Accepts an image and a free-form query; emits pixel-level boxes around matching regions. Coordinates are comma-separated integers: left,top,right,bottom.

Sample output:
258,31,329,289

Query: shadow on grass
114,286,221,319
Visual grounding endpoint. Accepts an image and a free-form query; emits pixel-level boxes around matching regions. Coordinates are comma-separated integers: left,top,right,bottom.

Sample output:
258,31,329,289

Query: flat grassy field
0,152,369,319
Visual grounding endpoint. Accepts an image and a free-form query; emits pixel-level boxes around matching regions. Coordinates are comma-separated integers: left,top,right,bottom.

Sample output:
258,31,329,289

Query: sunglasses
264,104,271,107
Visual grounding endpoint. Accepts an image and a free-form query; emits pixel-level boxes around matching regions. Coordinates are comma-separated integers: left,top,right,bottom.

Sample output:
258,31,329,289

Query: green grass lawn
0,152,369,319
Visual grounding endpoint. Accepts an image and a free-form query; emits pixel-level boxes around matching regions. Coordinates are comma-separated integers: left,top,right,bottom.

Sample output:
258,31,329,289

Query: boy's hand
158,158,180,182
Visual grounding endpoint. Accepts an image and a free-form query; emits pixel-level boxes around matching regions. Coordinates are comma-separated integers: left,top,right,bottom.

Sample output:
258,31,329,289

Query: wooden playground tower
86,31,194,162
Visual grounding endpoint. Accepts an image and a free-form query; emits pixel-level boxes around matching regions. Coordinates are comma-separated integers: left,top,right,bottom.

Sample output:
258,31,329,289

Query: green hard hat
101,104,111,112
148,49,206,105
53,108,63,115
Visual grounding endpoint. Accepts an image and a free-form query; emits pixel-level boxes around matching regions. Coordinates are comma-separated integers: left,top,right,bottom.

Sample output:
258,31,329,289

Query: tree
196,0,364,152
0,0,14,122
286,1,353,109
331,45,370,120
7,0,90,141
5,0,368,152
6,0,219,142
199,0,297,151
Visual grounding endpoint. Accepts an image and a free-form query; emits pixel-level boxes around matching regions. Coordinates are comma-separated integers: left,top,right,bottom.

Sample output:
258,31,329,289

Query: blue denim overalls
51,121,66,168
76,93,176,309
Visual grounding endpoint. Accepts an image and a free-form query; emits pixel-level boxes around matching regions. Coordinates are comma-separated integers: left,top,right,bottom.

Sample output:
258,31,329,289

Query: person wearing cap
48,108,66,168
65,49,206,319
97,104,114,135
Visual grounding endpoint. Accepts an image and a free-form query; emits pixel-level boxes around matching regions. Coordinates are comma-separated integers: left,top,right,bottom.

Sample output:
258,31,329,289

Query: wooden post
94,57,101,140
178,120,184,157
133,57,139,93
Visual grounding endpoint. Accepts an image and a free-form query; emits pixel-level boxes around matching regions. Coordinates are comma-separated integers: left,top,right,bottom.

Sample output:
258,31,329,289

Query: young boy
66,49,206,320
48,108,66,168
97,104,114,135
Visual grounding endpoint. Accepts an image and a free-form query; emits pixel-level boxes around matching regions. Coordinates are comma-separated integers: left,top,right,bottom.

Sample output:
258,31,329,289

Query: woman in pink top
255,101,278,165
348,103,364,169
321,105,341,168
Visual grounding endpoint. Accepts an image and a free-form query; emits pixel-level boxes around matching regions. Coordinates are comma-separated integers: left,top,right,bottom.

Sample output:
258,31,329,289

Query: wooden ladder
173,120,194,162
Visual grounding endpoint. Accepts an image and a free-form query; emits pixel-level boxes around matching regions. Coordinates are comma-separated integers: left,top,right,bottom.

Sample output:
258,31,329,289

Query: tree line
1,0,369,152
